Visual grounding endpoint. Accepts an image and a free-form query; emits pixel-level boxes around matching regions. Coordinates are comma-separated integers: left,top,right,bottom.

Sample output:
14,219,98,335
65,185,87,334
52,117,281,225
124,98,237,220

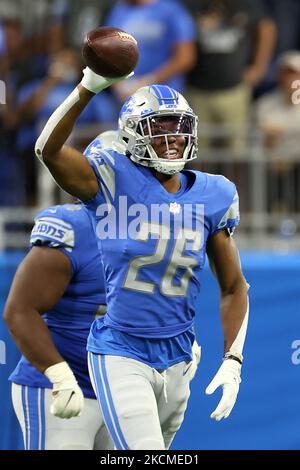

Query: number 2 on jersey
123,221,202,297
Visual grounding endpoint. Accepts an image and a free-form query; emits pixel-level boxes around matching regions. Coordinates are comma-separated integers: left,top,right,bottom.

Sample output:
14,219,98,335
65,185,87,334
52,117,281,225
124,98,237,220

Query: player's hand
81,66,134,94
44,361,84,419
205,359,241,421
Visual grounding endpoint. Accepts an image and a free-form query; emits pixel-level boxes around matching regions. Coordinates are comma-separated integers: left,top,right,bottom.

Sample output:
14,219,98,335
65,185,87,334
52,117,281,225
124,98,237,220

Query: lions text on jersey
10,203,106,398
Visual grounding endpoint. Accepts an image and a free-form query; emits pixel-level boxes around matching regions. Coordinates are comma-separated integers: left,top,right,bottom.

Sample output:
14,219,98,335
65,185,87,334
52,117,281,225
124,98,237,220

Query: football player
33,67,249,450
3,132,117,450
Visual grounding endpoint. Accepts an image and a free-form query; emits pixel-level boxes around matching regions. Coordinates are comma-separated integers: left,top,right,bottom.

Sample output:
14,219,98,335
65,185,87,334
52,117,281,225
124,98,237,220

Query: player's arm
206,230,249,355
35,69,131,201
4,246,84,419
3,246,72,372
205,230,249,421
151,4,197,83
149,41,196,84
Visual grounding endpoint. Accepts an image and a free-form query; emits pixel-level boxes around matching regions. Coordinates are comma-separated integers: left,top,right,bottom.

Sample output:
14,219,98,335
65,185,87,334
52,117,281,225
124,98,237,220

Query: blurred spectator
14,49,118,205
1,19,27,87
184,0,277,151
0,122,24,206
0,19,6,55
0,0,112,61
256,0,300,96
255,51,300,212
60,0,112,49
264,0,300,54
0,0,64,56
0,18,7,78
105,0,197,103
0,17,25,206
256,51,300,149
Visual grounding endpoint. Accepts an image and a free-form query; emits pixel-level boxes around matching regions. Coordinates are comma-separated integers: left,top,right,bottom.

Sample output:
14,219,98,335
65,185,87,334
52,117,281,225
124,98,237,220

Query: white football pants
88,352,200,450
11,383,113,450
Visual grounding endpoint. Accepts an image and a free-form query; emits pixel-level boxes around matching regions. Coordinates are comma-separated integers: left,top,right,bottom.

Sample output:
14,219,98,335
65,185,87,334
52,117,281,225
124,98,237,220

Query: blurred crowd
1,0,300,213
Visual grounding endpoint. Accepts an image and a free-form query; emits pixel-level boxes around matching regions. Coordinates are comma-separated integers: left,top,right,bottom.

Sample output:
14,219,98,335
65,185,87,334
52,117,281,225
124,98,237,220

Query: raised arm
35,68,131,201
206,230,249,355
205,230,249,421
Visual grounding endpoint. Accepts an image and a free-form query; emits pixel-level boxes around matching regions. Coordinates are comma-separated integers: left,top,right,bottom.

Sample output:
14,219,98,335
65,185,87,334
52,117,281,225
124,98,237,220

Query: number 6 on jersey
123,221,202,297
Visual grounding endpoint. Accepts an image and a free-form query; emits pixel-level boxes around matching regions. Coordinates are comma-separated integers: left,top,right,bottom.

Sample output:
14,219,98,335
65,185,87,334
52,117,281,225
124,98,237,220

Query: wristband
223,352,243,365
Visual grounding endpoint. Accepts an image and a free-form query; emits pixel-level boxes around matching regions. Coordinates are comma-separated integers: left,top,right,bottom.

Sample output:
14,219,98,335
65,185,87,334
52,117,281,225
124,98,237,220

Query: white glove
205,359,241,421
81,67,134,94
44,361,84,419
189,340,201,380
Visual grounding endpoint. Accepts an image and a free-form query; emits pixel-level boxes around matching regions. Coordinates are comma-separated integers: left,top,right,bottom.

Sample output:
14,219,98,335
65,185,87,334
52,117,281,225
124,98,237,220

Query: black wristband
223,353,243,365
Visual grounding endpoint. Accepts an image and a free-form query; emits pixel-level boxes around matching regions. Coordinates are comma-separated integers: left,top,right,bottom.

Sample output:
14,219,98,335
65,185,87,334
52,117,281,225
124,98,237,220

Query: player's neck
151,170,180,194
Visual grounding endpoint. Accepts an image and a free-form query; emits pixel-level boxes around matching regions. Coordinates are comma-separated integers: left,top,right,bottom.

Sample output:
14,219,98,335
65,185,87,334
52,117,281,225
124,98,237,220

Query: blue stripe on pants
28,387,39,450
40,389,46,450
88,352,122,449
21,386,29,450
89,353,129,450
100,356,128,450
22,386,45,450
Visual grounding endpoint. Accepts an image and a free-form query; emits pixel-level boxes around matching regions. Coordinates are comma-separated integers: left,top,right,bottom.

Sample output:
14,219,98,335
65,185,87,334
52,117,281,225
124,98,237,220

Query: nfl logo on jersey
169,202,181,214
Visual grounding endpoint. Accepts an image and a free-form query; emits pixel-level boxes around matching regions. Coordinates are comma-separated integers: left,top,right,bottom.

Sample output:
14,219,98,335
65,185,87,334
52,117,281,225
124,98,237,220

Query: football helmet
118,85,198,175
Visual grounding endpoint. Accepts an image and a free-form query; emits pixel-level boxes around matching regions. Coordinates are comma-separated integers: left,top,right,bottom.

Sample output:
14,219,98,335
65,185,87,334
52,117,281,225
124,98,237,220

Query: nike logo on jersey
183,363,192,376
169,202,181,214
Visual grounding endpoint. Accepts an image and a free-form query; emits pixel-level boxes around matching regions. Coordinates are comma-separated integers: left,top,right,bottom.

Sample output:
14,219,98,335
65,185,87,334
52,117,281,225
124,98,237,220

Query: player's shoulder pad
84,141,128,202
207,173,237,197
84,137,107,157
84,137,126,165
84,138,118,163
206,174,239,233
30,204,87,251
206,173,238,204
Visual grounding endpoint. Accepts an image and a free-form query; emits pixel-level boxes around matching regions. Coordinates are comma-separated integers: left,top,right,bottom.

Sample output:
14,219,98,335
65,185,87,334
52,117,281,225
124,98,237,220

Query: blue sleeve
168,2,197,42
29,206,82,274
210,177,240,236
84,141,116,207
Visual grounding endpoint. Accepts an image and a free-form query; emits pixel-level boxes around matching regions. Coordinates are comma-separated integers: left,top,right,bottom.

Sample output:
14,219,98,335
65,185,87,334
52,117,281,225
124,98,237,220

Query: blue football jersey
9,204,106,398
83,142,239,368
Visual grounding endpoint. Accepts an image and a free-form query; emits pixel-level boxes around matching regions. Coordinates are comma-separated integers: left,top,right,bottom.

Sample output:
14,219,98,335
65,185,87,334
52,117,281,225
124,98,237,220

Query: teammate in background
106,0,197,102
3,132,117,451
33,67,249,450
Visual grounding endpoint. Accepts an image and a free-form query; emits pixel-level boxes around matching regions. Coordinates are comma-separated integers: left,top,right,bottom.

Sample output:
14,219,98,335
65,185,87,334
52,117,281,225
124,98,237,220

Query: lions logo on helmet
117,85,198,175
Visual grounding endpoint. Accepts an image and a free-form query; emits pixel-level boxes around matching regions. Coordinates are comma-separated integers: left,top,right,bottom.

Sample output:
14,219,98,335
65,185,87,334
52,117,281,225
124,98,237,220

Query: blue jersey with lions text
9,204,106,398
83,140,239,368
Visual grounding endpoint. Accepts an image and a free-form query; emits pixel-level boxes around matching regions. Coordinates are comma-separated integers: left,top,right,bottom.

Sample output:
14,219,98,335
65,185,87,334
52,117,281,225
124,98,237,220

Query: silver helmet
118,85,198,175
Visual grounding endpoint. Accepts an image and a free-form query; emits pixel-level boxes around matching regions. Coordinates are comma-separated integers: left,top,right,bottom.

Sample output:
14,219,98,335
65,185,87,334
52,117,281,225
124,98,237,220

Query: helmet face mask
118,85,198,175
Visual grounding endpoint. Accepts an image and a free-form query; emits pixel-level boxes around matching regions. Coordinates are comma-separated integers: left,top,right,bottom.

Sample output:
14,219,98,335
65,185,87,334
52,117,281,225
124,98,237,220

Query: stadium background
0,0,300,450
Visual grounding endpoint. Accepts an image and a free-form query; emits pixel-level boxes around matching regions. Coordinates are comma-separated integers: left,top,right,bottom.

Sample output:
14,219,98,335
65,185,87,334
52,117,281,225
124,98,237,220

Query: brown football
82,26,139,78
